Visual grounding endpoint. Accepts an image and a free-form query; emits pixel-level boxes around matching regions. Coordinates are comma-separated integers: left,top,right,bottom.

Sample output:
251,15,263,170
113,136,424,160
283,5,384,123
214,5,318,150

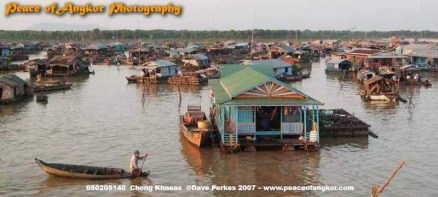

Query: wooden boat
423,80,432,87
35,158,149,179
34,82,72,92
301,72,310,79
180,105,212,147
360,76,399,101
277,72,310,82
278,75,302,81
36,94,48,102
126,75,139,83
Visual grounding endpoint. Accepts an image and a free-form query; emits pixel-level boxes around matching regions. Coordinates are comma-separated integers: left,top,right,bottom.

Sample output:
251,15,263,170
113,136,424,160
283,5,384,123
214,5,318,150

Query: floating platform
220,137,320,153
319,108,370,137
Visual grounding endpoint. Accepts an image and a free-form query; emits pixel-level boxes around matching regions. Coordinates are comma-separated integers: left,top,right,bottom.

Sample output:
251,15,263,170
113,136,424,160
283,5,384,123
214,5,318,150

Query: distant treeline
1,29,437,42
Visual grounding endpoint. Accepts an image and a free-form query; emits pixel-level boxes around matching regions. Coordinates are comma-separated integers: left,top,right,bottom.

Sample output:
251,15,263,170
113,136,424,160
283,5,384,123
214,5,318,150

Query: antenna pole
250,11,255,60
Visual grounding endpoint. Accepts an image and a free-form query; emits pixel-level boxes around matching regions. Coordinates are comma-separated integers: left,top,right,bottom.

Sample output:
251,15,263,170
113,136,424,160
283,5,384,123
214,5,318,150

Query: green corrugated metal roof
221,67,271,98
249,64,277,77
219,64,275,78
218,64,245,78
223,97,321,106
210,65,323,106
209,79,230,104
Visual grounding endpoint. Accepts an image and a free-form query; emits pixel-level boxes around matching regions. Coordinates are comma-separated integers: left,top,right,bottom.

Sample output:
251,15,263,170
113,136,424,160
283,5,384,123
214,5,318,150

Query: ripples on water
1,60,437,196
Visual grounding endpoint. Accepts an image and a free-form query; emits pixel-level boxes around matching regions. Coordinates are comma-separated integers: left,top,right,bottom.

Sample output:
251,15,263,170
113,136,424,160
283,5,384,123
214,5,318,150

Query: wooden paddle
139,154,147,173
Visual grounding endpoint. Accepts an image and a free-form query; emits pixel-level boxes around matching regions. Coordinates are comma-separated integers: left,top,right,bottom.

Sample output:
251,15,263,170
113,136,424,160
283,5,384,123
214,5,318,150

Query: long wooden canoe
35,158,149,179
33,82,72,92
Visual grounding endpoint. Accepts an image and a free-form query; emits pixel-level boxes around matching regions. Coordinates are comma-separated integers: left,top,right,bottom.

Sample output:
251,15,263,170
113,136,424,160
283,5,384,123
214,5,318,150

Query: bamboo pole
371,160,405,197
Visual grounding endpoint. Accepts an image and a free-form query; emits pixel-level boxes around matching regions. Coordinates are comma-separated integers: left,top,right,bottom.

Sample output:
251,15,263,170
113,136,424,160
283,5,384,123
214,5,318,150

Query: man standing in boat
130,150,148,176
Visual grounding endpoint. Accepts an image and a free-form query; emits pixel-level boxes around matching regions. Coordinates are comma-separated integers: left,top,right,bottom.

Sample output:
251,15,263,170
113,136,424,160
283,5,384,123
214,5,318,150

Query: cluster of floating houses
1,37,437,153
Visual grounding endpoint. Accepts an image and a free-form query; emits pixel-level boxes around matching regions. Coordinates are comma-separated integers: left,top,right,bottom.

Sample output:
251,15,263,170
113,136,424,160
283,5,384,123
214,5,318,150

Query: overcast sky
1,0,437,31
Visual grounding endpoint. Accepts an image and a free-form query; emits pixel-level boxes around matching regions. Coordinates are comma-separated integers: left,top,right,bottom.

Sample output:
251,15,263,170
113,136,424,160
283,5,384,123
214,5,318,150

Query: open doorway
255,106,281,131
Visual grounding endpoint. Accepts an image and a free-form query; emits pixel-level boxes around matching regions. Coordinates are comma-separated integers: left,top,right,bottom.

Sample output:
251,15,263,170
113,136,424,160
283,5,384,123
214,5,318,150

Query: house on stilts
209,65,323,153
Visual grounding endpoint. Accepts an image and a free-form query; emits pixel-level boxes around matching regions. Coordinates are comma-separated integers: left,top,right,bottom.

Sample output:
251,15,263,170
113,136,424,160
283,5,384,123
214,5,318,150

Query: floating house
270,46,295,59
209,65,323,152
10,44,26,54
24,59,49,77
206,48,233,57
409,50,438,67
129,48,150,64
325,59,352,72
9,44,29,61
278,54,295,65
345,48,380,66
182,54,209,68
292,49,309,62
43,55,91,77
242,59,294,76
169,48,198,56
0,46,10,57
396,43,438,66
83,43,110,56
140,60,178,82
365,52,407,68
0,74,33,104
109,42,125,52
360,76,399,101
330,52,346,60
234,43,250,50
24,42,43,52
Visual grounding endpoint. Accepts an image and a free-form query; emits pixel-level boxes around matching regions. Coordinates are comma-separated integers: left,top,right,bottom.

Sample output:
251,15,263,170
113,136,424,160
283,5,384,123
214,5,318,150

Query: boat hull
34,83,72,92
35,158,149,179
180,124,211,147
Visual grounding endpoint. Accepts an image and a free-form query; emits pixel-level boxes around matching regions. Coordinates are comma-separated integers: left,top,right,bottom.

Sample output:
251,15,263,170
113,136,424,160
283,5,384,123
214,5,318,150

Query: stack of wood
180,63,199,72
168,73,203,85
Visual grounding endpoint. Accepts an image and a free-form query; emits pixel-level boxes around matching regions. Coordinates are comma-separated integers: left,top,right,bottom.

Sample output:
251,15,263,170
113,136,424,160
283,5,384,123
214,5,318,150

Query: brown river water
1,59,438,197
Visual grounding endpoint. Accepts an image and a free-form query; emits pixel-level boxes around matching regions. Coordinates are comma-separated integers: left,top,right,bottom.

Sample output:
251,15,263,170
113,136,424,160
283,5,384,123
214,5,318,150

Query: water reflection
179,133,213,177
207,151,321,196
362,100,399,111
129,178,154,197
324,71,358,81
321,138,369,149
134,83,201,96
0,97,34,117
27,74,90,85
180,131,322,196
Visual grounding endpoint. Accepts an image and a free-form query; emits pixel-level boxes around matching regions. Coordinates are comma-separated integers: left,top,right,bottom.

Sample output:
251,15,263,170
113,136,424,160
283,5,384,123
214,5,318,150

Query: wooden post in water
178,85,182,115
371,160,405,197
